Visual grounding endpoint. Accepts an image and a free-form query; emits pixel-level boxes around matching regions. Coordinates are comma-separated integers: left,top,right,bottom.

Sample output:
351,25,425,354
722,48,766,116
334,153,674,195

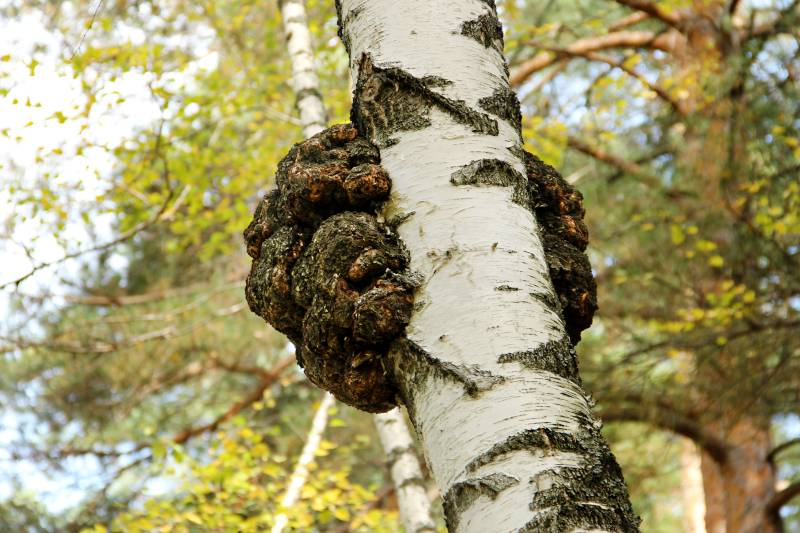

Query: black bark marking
443,473,519,532
520,501,637,532
385,444,413,460
396,338,505,399
479,86,523,132
334,2,362,55
495,284,520,291
460,13,504,51
295,86,325,104
398,476,427,489
530,290,561,311
450,158,530,206
351,54,499,147
497,335,581,383
464,428,594,475
456,426,640,532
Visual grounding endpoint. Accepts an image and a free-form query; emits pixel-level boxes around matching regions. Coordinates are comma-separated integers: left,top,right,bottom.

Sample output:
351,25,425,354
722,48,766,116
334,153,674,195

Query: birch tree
245,0,638,530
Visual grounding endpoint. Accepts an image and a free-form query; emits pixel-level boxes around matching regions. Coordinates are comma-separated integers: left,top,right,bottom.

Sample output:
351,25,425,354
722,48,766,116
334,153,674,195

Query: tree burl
245,124,596,412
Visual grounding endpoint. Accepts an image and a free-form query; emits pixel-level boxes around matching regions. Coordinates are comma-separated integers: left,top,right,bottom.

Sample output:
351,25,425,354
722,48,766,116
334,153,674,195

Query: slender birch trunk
278,3,436,530
336,1,638,531
272,391,335,533
374,409,437,533
280,0,327,138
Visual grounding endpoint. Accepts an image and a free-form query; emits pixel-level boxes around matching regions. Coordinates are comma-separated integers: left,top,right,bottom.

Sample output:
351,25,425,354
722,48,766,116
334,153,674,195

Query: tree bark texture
336,1,638,531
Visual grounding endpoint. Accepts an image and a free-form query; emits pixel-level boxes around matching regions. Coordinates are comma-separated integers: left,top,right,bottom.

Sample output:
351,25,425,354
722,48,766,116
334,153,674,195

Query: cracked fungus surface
244,123,597,412
244,124,414,412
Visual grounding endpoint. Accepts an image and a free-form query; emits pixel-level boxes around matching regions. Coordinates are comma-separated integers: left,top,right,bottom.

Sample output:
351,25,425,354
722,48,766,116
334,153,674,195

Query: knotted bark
245,124,596,410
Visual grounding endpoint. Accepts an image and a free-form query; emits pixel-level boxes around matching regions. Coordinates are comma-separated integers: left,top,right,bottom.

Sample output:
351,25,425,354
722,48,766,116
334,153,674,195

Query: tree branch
611,0,681,27
567,135,662,186
171,354,294,445
599,406,729,463
510,30,685,86
556,49,686,114
767,480,800,514
608,11,650,31
1,185,191,291
768,437,800,463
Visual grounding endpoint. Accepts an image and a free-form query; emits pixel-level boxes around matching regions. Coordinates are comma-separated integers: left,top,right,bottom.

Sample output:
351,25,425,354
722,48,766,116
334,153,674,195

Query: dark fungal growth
244,124,415,412
523,151,598,344
244,126,597,412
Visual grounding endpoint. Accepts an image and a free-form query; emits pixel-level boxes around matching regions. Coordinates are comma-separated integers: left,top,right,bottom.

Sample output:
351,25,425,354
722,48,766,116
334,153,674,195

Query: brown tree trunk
701,416,781,533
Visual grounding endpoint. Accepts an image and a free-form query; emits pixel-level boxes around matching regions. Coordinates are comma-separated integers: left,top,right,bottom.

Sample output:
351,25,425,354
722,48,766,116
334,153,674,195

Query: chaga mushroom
524,151,598,344
244,124,597,411
244,124,413,412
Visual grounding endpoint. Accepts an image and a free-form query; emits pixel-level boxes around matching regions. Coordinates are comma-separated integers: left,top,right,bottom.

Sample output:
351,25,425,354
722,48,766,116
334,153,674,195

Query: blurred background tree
0,0,797,531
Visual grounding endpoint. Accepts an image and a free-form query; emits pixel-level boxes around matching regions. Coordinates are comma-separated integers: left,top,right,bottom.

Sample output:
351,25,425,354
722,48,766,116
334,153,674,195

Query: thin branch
567,135,662,186
572,50,686,114
272,392,336,533
599,406,729,463
171,355,295,445
611,0,681,27
1,185,191,291
57,280,244,307
768,437,800,463
608,11,650,31
767,480,800,514
510,30,685,86
53,355,295,459
68,0,105,60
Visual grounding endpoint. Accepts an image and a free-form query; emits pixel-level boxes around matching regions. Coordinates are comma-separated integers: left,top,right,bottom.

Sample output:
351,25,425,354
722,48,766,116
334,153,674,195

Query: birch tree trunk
279,3,436,530
272,392,335,533
280,0,326,138
336,1,638,531
374,409,437,533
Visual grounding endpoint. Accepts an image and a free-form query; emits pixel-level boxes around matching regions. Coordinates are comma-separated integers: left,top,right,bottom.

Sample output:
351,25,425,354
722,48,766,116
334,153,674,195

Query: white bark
374,409,437,533
272,391,335,533
278,4,436,531
338,1,637,531
280,0,327,138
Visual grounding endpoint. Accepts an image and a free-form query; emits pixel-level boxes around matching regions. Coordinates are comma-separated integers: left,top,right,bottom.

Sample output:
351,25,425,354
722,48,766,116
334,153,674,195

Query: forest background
0,0,798,531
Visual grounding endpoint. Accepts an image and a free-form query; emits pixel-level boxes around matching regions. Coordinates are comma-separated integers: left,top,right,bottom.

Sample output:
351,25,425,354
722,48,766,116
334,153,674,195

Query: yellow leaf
696,240,717,252
708,255,724,268
185,512,203,524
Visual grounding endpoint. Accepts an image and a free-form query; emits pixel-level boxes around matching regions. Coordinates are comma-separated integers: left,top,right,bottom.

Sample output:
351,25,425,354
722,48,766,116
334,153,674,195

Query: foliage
0,0,798,529
95,420,400,533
